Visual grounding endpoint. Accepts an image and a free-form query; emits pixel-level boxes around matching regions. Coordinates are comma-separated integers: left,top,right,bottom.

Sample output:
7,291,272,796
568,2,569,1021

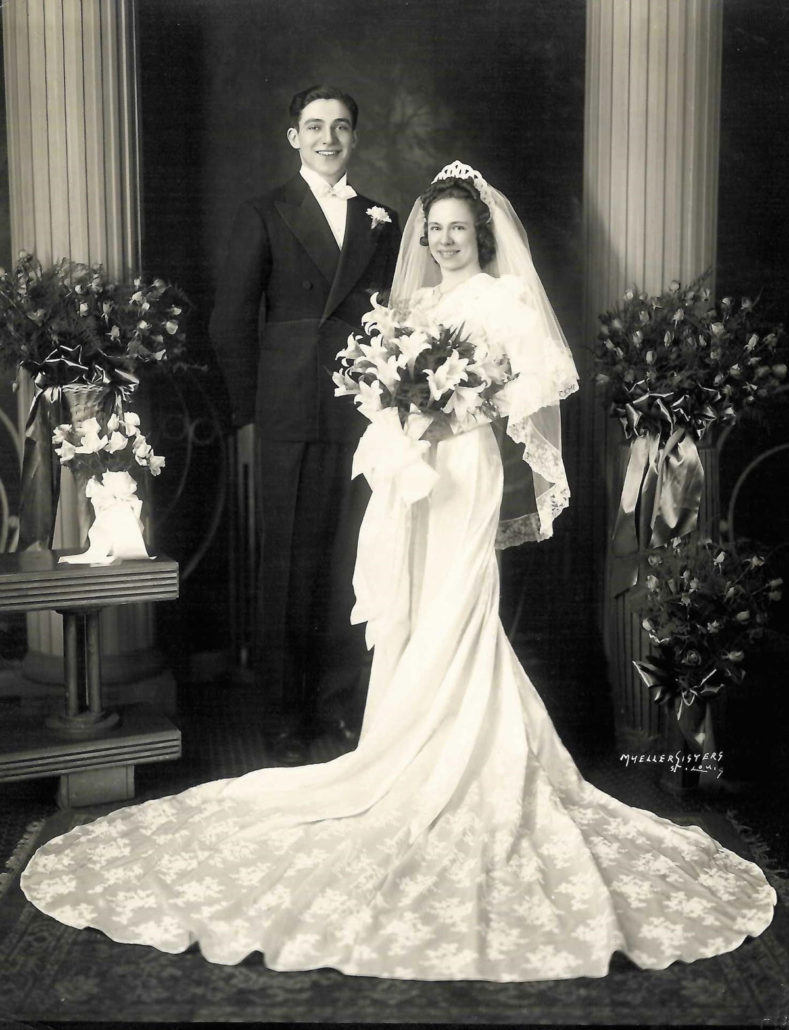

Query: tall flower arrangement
593,278,786,442
634,536,782,746
0,250,192,550
0,251,190,389
52,410,165,564
593,277,786,596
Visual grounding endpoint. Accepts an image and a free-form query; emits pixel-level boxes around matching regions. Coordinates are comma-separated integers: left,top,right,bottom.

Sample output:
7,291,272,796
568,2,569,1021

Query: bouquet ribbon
350,407,438,652
611,422,705,596
60,472,150,565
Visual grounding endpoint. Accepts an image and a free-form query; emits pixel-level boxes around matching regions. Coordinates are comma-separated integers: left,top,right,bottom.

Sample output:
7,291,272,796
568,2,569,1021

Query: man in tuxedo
210,85,400,763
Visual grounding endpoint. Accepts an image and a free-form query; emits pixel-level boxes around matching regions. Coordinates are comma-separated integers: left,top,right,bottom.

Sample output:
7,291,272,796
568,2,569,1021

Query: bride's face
425,198,481,277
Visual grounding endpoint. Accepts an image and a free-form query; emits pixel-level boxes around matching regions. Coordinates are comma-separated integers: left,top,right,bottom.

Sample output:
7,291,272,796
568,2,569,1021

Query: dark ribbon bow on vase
609,383,731,596
18,344,138,550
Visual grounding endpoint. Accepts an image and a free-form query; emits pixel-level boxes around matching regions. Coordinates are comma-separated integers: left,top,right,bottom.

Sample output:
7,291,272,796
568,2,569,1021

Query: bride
20,162,775,982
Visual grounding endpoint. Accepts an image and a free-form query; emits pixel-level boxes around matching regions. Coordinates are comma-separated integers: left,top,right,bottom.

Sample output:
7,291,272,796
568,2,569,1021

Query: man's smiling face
287,98,356,185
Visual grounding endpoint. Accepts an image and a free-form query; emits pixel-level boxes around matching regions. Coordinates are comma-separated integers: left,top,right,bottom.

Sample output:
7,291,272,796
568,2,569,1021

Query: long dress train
20,415,775,981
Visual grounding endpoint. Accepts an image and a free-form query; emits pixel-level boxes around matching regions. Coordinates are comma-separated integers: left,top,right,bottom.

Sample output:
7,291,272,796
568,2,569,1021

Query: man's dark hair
289,85,359,129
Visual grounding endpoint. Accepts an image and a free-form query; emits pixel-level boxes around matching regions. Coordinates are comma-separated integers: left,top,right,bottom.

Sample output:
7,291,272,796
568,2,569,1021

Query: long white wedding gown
21,274,776,981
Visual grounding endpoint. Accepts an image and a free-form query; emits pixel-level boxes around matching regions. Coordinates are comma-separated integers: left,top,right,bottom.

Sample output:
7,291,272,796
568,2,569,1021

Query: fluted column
3,0,173,710
582,0,723,742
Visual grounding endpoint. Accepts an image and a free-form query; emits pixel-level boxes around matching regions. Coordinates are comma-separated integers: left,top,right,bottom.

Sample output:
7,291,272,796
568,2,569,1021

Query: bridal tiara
432,161,494,207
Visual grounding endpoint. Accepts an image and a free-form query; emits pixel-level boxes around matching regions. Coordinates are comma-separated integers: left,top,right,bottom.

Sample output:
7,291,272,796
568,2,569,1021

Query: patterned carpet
1,677,789,1023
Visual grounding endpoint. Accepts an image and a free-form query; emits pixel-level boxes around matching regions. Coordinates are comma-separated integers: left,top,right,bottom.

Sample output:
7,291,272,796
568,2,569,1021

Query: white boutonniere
366,206,392,230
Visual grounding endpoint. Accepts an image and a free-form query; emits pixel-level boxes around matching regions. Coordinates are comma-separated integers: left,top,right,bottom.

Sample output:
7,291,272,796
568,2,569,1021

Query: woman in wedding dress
20,163,775,982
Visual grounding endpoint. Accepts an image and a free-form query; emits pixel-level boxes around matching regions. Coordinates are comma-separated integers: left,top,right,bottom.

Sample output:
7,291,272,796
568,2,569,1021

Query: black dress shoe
308,719,360,763
268,730,310,766
316,717,359,744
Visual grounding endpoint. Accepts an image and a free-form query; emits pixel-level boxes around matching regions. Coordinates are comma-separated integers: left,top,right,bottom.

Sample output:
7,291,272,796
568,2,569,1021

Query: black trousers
254,438,371,733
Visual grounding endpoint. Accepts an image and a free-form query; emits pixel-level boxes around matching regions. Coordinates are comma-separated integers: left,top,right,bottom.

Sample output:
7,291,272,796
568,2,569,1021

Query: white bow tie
320,181,357,201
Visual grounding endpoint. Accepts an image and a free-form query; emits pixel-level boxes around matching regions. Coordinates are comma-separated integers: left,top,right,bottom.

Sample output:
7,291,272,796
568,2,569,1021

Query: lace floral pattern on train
24,739,775,980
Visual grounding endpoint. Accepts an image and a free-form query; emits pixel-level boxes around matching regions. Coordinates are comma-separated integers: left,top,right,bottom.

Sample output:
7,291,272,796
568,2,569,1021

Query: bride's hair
417,177,496,267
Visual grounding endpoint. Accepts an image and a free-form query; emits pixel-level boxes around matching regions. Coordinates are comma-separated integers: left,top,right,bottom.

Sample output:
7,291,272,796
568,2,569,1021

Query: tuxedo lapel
322,196,379,322
274,176,340,286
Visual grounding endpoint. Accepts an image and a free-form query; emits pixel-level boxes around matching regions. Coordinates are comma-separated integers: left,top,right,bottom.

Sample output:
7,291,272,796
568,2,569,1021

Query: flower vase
18,380,119,551
60,471,151,565
63,385,121,545
659,698,702,794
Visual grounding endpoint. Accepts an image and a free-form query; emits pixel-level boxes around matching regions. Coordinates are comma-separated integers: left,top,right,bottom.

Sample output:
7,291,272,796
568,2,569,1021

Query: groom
210,85,400,764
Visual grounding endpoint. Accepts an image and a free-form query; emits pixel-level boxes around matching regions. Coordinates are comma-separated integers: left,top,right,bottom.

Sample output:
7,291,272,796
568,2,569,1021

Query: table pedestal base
57,764,135,807
46,709,120,737
0,552,181,806
0,703,181,807
48,607,121,740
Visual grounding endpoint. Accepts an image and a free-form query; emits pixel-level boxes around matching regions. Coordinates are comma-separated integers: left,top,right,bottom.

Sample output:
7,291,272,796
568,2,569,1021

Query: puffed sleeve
489,276,578,423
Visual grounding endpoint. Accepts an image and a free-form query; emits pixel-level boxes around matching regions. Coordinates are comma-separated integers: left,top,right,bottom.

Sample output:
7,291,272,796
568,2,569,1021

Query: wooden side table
0,550,182,806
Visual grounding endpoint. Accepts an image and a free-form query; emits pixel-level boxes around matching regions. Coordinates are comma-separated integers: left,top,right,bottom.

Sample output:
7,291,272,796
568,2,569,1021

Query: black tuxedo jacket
209,173,401,443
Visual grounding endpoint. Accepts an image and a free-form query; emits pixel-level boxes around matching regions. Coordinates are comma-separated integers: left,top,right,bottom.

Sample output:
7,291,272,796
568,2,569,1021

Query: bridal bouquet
333,293,515,434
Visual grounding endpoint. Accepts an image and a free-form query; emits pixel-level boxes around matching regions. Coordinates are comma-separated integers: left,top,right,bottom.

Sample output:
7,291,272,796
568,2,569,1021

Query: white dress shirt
299,165,356,249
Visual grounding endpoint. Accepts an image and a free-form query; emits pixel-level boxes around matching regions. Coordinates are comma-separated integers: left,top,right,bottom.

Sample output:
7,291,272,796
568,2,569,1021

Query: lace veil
390,161,579,546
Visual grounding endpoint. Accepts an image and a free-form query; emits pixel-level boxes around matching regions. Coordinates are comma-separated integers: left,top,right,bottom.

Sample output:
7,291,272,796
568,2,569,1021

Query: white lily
468,353,509,386
336,334,364,362
424,350,469,400
397,330,431,374
442,384,485,422
361,293,400,339
373,353,405,392
332,370,360,397
355,379,384,420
